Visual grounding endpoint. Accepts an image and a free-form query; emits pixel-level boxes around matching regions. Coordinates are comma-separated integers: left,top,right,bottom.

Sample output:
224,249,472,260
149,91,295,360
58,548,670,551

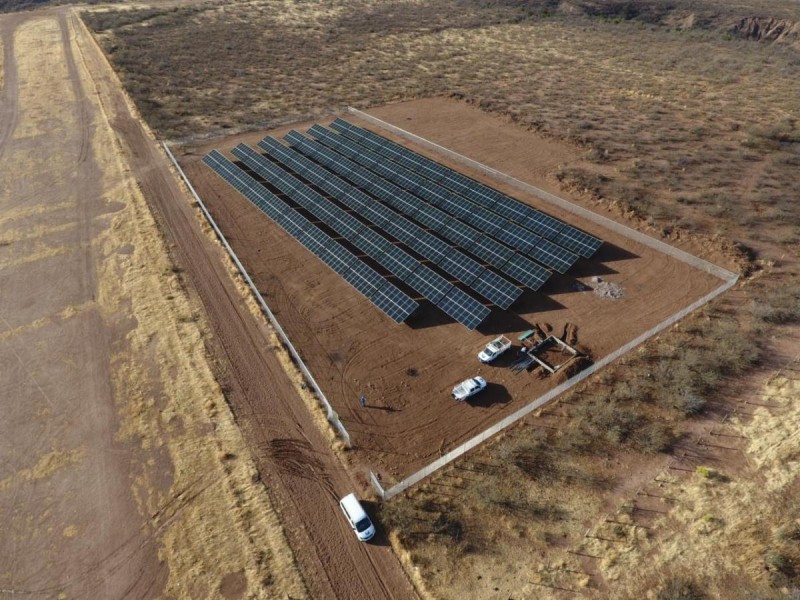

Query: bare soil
179,97,724,484
0,12,167,597
1,7,417,599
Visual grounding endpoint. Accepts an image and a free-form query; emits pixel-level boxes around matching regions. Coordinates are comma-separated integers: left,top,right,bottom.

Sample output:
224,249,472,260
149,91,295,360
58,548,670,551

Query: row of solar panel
230,143,491,329
202,151,418,323
307,125,579,274
329,118,603,258
257,136,527,316
284,131,553,292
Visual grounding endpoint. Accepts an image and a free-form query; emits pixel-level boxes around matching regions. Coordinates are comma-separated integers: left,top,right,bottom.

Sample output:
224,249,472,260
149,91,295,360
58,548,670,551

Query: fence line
345,107,738,283
382,275,737,499
347,107,739,499
162,142,351,447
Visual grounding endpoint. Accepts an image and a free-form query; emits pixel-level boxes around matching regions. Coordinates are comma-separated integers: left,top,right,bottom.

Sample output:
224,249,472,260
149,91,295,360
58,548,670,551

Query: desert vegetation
80,0,800,596
81,0,800,258
380,288,798,596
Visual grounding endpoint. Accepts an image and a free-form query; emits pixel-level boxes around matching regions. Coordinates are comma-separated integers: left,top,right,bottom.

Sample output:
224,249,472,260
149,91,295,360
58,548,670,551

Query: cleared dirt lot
180,98,724,483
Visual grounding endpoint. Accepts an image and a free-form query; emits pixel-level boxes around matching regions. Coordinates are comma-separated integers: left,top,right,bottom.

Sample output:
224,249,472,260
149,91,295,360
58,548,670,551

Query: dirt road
0,11,168,598
0,6,416,599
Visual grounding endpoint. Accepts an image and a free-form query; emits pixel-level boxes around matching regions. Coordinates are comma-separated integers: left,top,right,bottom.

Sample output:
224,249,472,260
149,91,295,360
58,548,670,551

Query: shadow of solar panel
202,150,417,323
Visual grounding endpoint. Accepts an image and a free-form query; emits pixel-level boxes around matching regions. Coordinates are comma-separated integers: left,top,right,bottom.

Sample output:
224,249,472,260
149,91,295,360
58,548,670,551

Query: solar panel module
329,119,603,258
202,150,418,323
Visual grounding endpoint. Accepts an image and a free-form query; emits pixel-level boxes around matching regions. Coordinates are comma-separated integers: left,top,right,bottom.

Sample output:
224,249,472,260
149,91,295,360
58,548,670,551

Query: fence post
370,471,386,500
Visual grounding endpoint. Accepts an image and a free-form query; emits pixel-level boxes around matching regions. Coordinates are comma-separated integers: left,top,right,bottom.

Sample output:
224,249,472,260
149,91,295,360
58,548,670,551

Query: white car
478,335,512,363
452,376,487,401
339,493,375,542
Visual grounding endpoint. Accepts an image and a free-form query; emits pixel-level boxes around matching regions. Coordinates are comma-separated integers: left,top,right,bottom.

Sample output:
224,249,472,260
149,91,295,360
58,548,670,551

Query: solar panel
441,220,480,248
283,132,522,309
318,126,578,274
331,119,603,258
309,127,560,286
437,287,491,330
233,143,494,328
554,225,604,256
370,284,420,322
528,238,578,274
470,270,523,310
202,150,417,323
502,254,552,290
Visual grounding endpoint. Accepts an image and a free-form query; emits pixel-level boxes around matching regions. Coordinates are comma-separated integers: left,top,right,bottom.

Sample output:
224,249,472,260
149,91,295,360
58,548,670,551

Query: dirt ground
1,8,419,599
180,97,725,484
0,12,170,597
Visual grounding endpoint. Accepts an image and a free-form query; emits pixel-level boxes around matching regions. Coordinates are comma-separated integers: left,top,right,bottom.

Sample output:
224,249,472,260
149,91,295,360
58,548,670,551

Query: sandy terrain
180,98,725,485
1,8,418,600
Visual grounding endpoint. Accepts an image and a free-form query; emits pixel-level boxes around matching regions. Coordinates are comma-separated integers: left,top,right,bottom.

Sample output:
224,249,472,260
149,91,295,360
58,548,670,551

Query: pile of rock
591,276,624,300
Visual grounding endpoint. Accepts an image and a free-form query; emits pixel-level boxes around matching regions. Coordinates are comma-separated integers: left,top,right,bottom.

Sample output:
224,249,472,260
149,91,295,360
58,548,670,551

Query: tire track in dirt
71,13,419,600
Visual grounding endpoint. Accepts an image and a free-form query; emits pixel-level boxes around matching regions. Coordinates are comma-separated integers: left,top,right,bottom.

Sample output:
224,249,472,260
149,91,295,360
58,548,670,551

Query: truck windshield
356,517,372,533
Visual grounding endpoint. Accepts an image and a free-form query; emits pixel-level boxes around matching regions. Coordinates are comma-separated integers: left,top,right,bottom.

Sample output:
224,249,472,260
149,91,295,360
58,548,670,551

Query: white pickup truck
452,377,487,401
478,335,512,363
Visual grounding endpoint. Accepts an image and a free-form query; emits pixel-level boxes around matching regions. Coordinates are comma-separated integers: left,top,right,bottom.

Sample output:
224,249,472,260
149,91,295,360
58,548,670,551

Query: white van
339,493,376,542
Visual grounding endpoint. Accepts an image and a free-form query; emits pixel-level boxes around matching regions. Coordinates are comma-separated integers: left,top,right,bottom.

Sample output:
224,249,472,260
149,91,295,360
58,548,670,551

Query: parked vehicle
452,376,487,401
339,493,376,541
478,335,512,363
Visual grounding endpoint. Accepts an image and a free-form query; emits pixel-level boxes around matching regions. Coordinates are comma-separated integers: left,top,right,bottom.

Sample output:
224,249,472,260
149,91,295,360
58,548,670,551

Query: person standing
359,395,367,408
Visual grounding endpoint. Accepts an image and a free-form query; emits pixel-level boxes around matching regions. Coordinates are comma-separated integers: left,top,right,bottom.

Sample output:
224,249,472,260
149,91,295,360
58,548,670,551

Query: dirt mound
731,17,800,48
563,322,579,346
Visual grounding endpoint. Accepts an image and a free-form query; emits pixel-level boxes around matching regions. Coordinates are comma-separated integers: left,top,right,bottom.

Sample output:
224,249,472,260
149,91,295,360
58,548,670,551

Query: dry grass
70,14,308,598
602,360,800,599
379,300,772,597
80,0,800,597
81,0,800,258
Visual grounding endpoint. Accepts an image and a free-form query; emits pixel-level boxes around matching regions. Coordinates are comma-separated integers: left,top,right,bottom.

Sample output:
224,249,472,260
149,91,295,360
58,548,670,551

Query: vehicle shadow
466,382,511,408
361,500,391,547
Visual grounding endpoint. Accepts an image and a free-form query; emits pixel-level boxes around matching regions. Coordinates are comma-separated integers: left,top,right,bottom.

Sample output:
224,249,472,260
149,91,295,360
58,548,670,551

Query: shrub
752,284,800,324
656,575,705,600
674,391,707,416
634,422,677,453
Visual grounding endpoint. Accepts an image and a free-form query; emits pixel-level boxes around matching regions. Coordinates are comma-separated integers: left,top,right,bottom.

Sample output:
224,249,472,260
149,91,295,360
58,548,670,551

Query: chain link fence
163,143,351,447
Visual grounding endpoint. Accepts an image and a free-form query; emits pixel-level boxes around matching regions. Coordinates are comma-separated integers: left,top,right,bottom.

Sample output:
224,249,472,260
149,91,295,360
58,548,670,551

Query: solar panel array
230,143,491,329
202,150,418,323
329,118,603,258
203,118,605,328
285,131,552,291
309,125,579,275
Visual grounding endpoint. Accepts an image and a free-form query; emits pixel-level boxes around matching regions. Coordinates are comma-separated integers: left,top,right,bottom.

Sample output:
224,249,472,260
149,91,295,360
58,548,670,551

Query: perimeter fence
162,142,351,447
345,108,739,499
